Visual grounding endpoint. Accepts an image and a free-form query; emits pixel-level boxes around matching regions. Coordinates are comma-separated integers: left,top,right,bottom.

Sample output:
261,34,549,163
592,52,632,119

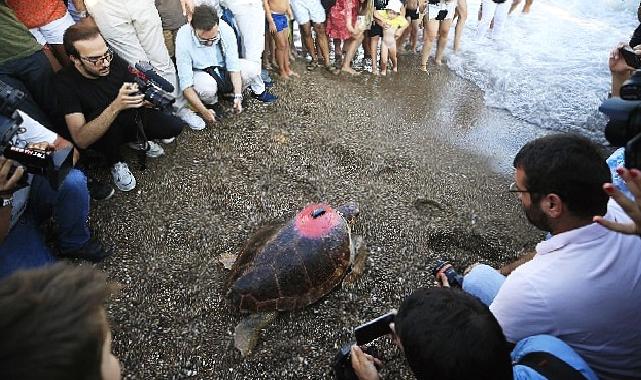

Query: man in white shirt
457,134,641,380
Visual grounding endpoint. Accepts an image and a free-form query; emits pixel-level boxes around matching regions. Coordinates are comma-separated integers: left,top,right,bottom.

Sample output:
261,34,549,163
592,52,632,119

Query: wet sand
91,54,546,379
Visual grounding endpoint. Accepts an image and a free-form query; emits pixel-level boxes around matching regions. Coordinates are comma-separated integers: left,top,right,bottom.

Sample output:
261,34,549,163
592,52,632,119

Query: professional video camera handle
3,145,74,189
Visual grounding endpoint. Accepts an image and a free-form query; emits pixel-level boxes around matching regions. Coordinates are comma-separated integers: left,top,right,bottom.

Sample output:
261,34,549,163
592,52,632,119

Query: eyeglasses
509,182,530,193
80,48,113,66
195,31,220,46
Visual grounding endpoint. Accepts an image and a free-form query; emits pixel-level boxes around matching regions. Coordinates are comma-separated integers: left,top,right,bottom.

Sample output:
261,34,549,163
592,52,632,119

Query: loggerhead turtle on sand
224,202,367,356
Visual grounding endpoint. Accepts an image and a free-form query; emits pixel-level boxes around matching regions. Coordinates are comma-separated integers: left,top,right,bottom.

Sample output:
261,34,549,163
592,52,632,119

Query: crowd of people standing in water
4,0,641,379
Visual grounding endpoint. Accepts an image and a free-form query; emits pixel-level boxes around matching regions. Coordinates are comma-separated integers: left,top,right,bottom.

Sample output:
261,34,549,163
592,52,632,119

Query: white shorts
29,12,75,46
291,0,326,25
425,0,457,21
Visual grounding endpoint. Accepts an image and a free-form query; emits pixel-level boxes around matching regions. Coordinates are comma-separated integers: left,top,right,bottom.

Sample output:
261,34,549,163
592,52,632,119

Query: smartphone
354,312,396,346
620,46,641,69
625,133,641,170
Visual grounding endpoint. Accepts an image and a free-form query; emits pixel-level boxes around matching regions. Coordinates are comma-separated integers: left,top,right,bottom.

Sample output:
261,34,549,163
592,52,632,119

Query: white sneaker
161,137,175,144
128,141,164,158
111,162,136,192
145,141,164,158
177,108,206,130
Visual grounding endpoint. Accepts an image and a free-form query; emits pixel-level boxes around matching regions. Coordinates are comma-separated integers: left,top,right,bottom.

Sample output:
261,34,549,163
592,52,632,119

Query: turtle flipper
234,312,278,357
343,235,367,284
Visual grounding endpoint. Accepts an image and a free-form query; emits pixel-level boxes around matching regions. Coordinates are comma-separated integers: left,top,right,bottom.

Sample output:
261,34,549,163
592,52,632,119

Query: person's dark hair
63,23,102,58
191,5,219,31
513,133,611,218
0,263,115,380
395,287,513,380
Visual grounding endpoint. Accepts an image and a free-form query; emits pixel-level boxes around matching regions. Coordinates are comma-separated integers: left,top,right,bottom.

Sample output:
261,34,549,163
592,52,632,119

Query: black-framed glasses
195,30,220,46
509,182,530,193
80,48,114,66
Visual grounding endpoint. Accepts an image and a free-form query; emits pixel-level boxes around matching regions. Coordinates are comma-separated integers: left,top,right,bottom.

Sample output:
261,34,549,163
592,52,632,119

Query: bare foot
435,59,443,66
341,67,360,76
278,72,290,80
288,70,300,78
392,66,398,72
420,64,427,72
381,70,387,76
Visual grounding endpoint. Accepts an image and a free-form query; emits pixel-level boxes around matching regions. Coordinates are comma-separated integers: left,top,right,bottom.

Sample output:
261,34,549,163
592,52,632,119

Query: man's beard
523,202,552,232
82,65,110,78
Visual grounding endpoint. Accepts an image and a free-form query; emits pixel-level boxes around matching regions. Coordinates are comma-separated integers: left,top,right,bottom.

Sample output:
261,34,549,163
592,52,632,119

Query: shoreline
93,56,545,378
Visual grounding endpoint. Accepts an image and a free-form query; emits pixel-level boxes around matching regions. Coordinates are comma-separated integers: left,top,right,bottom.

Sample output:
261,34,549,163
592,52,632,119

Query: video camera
599,71,641,170
333,312,395,380
0,80,73,190
128,61,175,112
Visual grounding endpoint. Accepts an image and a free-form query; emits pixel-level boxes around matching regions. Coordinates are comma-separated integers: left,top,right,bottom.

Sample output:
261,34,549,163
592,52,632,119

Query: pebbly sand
90,54,548,379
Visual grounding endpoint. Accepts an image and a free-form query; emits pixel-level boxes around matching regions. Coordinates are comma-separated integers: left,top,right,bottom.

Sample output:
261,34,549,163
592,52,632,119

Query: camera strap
517,352,587,380
134,111,148,171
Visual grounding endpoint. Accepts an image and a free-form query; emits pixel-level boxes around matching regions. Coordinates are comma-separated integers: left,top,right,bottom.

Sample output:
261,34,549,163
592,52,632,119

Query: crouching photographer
339,287,597,380
0,81,111,279
57,23,184,193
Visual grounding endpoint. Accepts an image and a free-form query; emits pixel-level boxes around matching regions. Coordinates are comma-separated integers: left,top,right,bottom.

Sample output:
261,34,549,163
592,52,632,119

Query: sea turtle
225,202,367,356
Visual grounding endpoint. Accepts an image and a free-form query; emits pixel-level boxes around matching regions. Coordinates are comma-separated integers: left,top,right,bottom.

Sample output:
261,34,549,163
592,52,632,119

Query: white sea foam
447,0,639,138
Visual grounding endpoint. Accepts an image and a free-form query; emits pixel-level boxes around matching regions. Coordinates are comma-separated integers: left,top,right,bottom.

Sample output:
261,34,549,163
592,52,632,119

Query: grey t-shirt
155,0,187,31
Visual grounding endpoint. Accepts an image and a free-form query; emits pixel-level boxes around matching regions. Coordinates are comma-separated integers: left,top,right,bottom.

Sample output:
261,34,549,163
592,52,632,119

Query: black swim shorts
406,8,419,20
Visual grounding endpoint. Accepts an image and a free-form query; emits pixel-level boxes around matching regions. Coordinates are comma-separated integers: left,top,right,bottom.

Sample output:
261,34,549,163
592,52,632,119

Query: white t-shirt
490,200,641,380
7,111,58,229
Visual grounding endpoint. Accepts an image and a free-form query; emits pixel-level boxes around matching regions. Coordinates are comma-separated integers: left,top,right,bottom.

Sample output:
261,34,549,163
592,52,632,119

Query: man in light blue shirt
175,4,276,125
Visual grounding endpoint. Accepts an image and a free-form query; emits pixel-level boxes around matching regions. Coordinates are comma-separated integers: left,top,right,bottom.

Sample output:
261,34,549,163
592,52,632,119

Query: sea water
447,0,639,139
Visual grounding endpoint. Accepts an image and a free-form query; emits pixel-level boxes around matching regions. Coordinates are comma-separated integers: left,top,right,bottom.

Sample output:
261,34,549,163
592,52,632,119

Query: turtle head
336,202,360,224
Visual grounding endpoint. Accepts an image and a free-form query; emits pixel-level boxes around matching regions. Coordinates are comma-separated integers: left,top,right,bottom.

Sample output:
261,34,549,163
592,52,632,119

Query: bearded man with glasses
56,24,184,192
174,4,277,126
444,134,641,380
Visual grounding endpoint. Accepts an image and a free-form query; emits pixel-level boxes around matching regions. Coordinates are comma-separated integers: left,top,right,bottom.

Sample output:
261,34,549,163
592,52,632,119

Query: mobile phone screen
620,47,641,69
354,312,395,346
625,133,641,170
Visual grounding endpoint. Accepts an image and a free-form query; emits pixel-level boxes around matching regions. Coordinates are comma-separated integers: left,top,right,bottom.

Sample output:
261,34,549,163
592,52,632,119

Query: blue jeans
0,169,90,278
0,50,54,127
462,264,506,306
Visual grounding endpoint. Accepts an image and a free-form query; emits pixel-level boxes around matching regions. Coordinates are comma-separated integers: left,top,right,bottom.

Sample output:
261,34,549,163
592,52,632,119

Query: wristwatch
233,93,243,101
78,10,88,18
1,197,13,208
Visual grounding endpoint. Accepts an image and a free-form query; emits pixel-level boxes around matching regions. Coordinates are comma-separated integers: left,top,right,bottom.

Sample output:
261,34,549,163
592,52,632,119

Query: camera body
128,61,175,112
599,70,641,170
334,312,395,380
0,80,73,189
431,260,464,288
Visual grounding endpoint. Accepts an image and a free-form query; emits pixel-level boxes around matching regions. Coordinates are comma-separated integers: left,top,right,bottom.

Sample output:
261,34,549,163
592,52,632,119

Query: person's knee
198,89,218,104
314,23,326,34
59,169,88,198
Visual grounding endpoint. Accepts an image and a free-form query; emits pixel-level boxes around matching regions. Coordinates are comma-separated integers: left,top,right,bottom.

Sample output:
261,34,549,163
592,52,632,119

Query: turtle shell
227,203,353,313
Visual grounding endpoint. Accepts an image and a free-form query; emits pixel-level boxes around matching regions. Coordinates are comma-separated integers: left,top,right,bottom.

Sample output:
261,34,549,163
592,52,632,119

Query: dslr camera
128,61,175,112
599,70,641,170
334,312,395,380
0,80,73,189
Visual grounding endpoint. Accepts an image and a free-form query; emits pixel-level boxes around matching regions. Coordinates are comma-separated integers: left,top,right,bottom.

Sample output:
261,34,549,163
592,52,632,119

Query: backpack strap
517,352,587,380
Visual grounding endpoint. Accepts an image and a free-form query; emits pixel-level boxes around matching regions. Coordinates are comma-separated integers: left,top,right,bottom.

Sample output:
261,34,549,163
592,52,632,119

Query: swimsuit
271,12,289,32
425,0,457,21
406,7,419,20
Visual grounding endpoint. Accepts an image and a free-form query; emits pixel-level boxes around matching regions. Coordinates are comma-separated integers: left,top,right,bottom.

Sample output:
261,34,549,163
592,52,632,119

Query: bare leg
275,30,290,78
420,19,438,71
509,0,522,15
523,0,533,13
435,19,453,65
341,32,364,74
370,35,380,74
300,23,317,62
390,46,398,72
333,38,343,65
410,20,419,52
453,0,468,52
380,43,389,76
314,23,331,68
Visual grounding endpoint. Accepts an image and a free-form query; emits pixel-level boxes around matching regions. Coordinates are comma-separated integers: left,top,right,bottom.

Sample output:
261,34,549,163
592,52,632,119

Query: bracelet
233,93,243,100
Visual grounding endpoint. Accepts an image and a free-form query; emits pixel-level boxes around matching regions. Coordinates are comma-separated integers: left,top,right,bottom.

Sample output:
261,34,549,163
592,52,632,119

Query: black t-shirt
630,24,641,48
374,0,388,10
56,54,134,121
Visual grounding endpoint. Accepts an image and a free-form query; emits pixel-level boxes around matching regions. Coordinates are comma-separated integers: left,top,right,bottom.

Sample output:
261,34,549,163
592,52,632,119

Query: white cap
386,0,403,13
